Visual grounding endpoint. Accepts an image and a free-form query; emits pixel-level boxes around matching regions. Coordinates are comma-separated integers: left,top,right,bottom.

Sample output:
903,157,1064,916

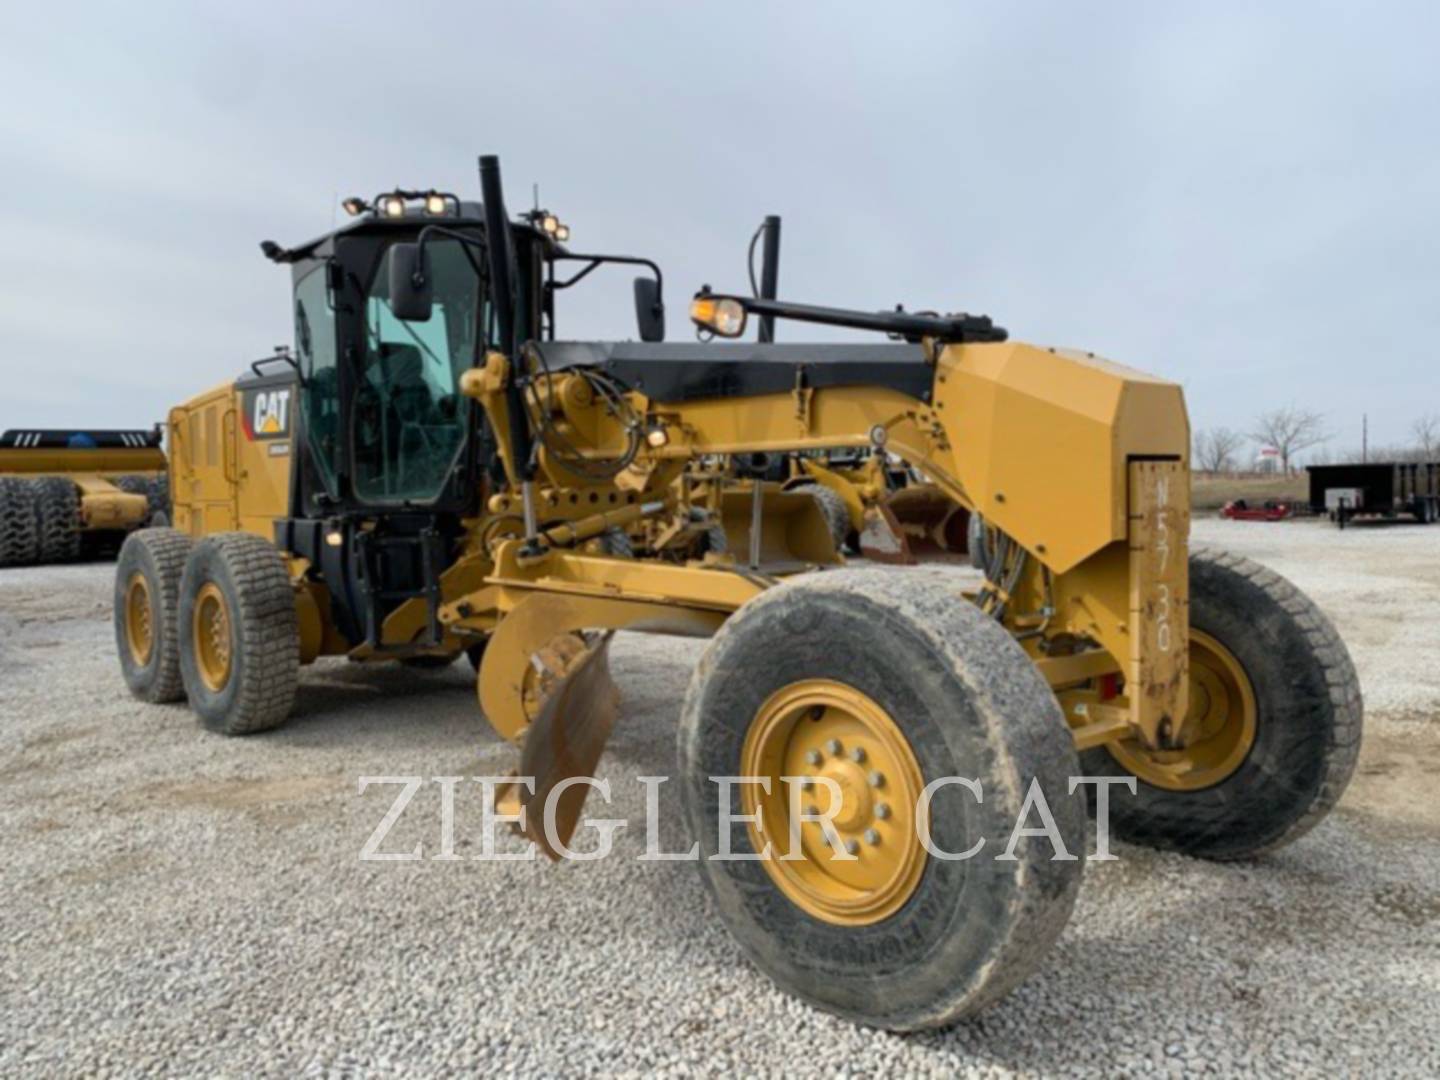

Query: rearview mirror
389,243,433,321
633,277,665,342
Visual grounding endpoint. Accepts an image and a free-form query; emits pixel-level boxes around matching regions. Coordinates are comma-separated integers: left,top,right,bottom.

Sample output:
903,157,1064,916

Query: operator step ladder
353,527,448,650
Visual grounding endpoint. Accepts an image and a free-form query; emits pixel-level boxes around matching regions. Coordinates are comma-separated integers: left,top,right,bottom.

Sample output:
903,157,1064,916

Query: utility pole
1362,413,1368,464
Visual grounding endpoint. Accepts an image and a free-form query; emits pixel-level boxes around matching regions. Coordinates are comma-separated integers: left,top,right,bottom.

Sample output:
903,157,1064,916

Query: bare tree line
1194,409,1440,473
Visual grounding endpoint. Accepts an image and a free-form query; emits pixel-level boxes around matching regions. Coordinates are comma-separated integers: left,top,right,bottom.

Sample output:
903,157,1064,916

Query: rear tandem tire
1079,547,1363,859
679,569,1084,1031
178,532,300,735
34,477,81,563
114,528,194,703
0,477,40,567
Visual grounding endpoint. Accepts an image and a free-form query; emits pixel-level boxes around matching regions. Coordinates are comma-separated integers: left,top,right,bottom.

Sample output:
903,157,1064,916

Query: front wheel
1080,547,1362,859
680,569,1084,1031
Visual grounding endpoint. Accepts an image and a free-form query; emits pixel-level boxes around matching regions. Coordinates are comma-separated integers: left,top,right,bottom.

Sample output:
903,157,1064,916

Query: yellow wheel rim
740,679,927,926
192,582,234,692
124,572,154,666
1108,629,1258,791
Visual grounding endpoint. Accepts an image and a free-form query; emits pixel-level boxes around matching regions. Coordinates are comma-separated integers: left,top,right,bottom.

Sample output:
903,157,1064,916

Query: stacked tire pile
0,473,169,568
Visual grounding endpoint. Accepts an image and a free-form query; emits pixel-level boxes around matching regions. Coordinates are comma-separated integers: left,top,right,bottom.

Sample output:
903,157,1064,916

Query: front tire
178,533,299,735
1081,547,1362,859
680,569,1084,1031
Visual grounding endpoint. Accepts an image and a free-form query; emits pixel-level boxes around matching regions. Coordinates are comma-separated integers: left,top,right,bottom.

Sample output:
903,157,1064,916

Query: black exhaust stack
757,214,781,343
478,154,533,481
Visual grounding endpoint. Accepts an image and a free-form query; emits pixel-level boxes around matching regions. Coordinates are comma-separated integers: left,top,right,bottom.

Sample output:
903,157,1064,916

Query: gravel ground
2,517,1438,1077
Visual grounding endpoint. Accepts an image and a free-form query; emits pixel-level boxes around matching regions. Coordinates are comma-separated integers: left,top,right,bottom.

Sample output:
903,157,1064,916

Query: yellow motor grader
0,429,167,566
113,156,1361,1031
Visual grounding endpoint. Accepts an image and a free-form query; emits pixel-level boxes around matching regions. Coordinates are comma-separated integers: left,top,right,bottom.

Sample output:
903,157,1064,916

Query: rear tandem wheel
177,532,300,735
115,528,194,702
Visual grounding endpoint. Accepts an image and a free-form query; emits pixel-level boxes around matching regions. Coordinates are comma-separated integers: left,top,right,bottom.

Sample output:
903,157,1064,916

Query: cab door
292,260,343,515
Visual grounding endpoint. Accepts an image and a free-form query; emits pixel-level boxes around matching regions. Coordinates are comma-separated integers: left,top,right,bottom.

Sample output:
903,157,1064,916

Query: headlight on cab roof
690,294,747,338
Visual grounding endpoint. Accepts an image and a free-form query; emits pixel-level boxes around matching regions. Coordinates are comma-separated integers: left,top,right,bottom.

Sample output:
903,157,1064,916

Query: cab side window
352,239,479,503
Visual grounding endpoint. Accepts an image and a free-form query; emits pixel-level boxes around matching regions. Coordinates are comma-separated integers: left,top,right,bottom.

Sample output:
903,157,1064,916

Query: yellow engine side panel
233,380,295,537
169,378,293,542
935,343,1189,574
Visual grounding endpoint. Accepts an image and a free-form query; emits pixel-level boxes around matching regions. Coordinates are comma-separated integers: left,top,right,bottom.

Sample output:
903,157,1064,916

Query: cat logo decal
243,388,292,441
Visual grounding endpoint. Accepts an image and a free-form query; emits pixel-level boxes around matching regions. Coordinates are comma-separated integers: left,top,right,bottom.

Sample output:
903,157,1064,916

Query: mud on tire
178,532,300,735
1080,547,1363,860
680,569,1085,1031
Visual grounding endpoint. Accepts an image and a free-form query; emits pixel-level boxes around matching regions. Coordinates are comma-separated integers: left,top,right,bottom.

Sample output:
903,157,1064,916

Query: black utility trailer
1307,462,1440,527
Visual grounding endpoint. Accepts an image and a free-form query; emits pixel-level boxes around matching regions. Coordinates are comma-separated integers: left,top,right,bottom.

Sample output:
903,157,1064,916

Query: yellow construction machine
113,156,1362,1031
0,429,167,566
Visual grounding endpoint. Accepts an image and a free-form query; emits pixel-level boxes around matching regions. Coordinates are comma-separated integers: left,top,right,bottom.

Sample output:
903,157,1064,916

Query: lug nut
849,747,866,763
868,771,885,788
843,838,859,855
805,749,822,766
825,738,843,755
864,828,880,846
875,803,891,820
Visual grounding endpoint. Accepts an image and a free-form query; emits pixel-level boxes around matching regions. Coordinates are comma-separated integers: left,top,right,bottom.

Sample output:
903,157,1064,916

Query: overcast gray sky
2,1,1436,457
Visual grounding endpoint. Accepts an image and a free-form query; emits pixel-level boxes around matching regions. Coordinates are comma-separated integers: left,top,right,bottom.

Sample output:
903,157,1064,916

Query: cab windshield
352,238,486,502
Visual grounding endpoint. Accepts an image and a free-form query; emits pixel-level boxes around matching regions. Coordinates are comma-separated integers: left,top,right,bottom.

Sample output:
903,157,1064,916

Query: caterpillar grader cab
0,429,167,566
114,155,1361,1031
